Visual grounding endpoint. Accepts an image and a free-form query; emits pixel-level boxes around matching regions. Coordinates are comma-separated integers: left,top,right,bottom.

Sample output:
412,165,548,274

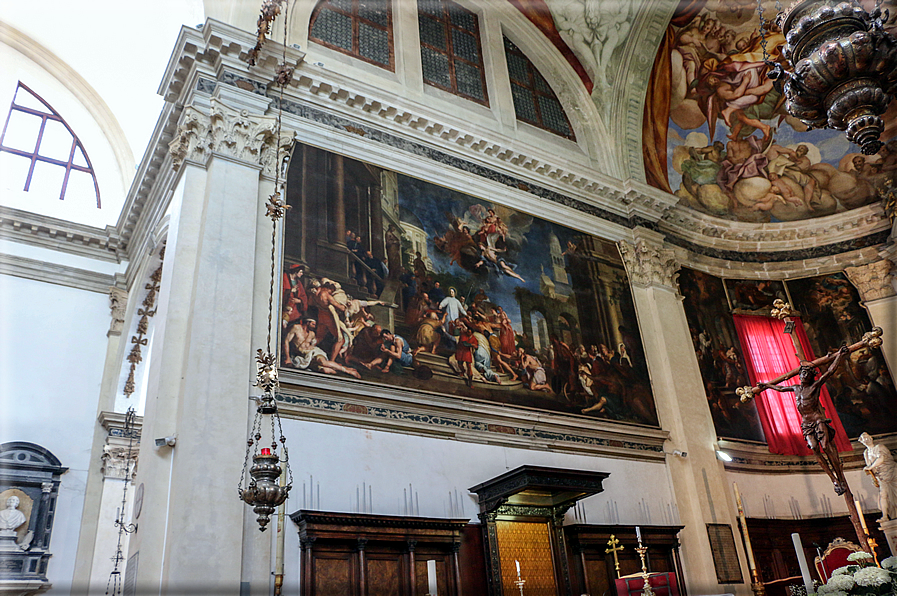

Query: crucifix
736,299,884,553
606,534,624,579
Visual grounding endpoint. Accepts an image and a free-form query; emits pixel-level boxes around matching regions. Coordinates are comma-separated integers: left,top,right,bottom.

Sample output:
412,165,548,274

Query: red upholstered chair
814,537,864,583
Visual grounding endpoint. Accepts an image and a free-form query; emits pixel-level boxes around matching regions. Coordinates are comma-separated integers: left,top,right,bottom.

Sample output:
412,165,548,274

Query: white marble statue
0,496,27,534
860,432,897,522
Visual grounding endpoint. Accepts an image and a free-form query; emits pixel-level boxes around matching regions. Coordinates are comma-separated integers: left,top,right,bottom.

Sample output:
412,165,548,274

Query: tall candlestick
791,533,813,596
733,483,756,570
855,499,869,534
427,560,437,596
636,526,642,544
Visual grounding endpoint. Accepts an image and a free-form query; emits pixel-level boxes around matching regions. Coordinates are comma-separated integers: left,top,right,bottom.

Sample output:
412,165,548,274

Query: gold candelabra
635,543,654,596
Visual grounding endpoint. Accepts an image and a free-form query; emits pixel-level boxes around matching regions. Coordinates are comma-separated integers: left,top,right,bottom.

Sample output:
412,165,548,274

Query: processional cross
736,299,883,553
605,534,624,579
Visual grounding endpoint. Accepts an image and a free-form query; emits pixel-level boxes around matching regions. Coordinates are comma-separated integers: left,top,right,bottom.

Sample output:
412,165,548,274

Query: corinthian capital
169,98,290,175
618,239,680,289
844,260,896,302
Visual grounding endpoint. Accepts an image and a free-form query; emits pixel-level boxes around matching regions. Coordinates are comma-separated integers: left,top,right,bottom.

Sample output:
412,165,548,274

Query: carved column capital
108,286,128,337
169,98,291,176
101,445,139,480
618,239,680,290
845,260,896,302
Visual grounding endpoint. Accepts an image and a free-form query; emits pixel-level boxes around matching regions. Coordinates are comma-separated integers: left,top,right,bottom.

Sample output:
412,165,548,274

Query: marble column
845,256,897,375
127,91,285,596
619,230,750,596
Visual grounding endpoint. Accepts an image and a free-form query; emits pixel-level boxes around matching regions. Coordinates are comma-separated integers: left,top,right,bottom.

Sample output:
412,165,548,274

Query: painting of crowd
644,0,897,222
678,267,897,441
279,156,658,426
678,268,765,442
788,273,897,437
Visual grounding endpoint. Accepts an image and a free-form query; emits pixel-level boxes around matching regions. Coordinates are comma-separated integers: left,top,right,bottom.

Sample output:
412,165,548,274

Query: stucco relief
168,98,286,173
844,259,897,302
617,239,679,289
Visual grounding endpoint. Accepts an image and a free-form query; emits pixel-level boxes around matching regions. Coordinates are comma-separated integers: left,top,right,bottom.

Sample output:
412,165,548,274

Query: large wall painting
786,272,897,437
280,143,658,427
678,268,765,442
644,0,897,222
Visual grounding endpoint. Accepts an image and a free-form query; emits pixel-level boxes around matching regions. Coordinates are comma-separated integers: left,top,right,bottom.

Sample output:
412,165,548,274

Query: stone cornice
0,253,117,294
0,205,122,262
719,434,897,475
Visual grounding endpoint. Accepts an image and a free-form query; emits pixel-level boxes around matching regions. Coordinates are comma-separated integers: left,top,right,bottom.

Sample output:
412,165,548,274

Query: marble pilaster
128,92,278,596
620,231,750,596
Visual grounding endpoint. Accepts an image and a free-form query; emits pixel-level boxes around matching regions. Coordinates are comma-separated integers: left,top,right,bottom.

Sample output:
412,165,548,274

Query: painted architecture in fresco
280,143,658,426
644,0,897,222
678,268,765,442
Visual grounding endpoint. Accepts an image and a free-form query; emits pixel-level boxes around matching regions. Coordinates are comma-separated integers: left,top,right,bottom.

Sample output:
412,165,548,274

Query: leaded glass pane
418,0,443,18
359,22,390,65
448,7,475,31
454,59,484,100
538,96,572,136
359,0,388,26
451,29,478,63
511,82,538,123
311,7,353,51
422,47,451,89
419,15,446,50
534,71,552,94
506,52,529,84
330,0,352,12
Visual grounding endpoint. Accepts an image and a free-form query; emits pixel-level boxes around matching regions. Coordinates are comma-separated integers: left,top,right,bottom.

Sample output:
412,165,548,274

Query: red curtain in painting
733,315,851,456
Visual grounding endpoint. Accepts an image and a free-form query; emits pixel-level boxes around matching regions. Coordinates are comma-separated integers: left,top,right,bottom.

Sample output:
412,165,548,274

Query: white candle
791,533,813,595
636,526,642,544
427,560,437,595
515,559,521,576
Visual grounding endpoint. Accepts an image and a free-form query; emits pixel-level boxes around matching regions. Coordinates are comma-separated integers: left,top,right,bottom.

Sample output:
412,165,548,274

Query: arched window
309,0,394,70
503,38,575,139
418,0,488,105
0,82,101,208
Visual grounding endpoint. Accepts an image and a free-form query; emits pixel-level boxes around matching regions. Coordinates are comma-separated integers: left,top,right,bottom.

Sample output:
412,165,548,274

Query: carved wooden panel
313,553,354,596
414,557,450,596
367,554,403,596
495,521,557,596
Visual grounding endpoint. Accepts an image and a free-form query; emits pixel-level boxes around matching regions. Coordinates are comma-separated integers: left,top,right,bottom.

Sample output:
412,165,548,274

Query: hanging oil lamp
769,0,897,154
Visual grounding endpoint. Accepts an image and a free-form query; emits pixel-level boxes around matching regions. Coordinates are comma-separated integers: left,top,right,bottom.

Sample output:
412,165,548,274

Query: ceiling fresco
643,0,897,223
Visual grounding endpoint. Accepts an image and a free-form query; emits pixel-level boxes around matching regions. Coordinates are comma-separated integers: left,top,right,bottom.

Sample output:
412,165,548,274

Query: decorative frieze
845,259,897,301
618,239,680,290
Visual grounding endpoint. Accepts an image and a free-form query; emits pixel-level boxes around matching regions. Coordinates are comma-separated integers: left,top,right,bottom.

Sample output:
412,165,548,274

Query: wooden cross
735,300,884,554
606,534,624,579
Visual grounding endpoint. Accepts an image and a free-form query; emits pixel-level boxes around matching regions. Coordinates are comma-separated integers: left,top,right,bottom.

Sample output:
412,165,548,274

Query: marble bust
860,432,897,522
0,496,27,534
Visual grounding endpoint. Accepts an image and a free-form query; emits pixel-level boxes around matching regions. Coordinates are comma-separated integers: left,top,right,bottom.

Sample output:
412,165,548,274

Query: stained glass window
0,82,101,207
309,0,394,70
418,0,488,105
503,37,575,140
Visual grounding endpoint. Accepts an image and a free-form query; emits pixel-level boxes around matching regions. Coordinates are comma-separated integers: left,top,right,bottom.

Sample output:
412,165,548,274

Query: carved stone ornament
844,260,896,301
617,239,680,289
168,98,289,176
108,287,128,336
101,445,139,481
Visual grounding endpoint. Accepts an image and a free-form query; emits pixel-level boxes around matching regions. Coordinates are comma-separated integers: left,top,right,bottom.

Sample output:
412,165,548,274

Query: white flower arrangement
832,566,855,576
817,590,848,596
882,556,897,571
853,566,892,587
824,574,856,591
847,551,874,562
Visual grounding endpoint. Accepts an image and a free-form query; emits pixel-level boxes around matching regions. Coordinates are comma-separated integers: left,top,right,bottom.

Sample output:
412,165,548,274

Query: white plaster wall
728,467,881,521
0,273,110,594
276,418,678,594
